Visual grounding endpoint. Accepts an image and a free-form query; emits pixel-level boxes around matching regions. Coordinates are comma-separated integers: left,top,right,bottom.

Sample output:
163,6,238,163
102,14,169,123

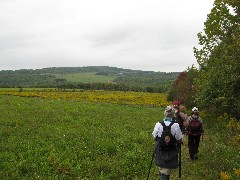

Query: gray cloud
0,0,214,72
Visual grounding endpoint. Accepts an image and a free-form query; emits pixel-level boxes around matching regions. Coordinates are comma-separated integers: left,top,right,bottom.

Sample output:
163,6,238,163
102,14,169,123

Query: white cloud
0,0,214,72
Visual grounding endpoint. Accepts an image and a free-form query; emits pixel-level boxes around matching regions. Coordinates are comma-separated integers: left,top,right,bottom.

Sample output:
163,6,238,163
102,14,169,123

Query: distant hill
0,66,180,92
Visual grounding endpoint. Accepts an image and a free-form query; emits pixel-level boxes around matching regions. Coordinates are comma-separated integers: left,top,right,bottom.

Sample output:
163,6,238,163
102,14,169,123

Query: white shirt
152,120,183,140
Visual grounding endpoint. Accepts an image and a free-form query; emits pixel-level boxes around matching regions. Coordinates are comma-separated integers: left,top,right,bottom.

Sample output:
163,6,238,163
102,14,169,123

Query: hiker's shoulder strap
191,116,200,122
160,121,174,128
160,121,166,127
169,121,175,127
190,116,196,121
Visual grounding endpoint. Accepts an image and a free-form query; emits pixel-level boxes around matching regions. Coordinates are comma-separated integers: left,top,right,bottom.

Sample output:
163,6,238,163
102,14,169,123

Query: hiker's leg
159,173,170,180
195,135,201,153
188,135,194,160
192,136,197,154
159,168,171,180
194,135,201,159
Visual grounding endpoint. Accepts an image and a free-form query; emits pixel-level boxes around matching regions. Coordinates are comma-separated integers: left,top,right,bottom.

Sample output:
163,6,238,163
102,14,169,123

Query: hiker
187,107,204,161
172,101,188,134
152,106,183,180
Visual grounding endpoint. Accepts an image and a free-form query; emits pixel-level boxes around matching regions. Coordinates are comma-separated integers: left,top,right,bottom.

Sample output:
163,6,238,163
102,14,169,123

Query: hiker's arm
183,116,190,134
201,125,205,140
176,132,183,146
180,112,188,128
186,116,191,135
177,139,183,145
174,124,183,142
199,117,205,140
179,112,187,120
152,122,161,140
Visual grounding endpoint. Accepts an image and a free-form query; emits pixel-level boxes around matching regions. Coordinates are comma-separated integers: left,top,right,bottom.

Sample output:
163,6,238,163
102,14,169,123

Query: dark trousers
188,135,201,160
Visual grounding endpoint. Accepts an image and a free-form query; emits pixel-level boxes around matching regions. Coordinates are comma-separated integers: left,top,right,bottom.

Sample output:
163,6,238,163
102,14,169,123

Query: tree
167,66,199,108
193,0,240,118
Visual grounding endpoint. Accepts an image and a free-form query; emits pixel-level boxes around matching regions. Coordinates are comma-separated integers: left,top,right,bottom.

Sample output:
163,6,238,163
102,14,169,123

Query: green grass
0,95,161,179
56,73,117,83
0,95,239,179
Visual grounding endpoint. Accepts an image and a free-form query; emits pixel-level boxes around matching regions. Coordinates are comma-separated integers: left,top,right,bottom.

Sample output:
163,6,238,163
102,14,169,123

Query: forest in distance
0,66,180,93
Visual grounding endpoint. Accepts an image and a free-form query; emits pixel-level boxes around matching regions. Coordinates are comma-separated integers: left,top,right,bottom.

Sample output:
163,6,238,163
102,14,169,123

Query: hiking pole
179,144,182,178
146,152,154,180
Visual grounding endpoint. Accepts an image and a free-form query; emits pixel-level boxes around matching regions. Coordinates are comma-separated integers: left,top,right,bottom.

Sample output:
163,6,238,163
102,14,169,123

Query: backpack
158,121,176,151
188,117,202,135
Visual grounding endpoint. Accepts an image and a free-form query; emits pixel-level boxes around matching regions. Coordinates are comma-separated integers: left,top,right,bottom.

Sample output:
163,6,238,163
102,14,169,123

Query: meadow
55,73,117,83
0,90,239,179
0,89,169,107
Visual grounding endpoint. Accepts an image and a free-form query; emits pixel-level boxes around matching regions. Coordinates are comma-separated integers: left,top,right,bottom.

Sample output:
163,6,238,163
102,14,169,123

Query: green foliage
0,73,57,88
166,0,239,118
198,112,240,180
193,0,240,118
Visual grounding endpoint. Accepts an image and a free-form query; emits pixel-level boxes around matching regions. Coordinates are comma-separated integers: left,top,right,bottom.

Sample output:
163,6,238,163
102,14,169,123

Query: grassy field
0,91,239,179
55,73,117,83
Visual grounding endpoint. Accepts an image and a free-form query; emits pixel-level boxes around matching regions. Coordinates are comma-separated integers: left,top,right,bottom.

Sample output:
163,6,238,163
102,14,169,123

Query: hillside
0,66,180,92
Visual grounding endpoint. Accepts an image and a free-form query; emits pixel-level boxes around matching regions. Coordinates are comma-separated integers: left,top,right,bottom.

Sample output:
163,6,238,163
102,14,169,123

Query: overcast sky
0,0,215,72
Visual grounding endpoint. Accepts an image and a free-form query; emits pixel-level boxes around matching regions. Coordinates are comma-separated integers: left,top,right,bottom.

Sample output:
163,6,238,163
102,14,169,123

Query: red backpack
188,117,202,136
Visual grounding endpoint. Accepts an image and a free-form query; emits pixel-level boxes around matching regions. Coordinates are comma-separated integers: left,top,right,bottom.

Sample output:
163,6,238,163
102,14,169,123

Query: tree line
167,0,240,119
0,66,179,93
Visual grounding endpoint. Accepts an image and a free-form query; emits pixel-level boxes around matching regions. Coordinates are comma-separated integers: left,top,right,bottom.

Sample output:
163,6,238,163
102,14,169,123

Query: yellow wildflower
235,169,240,176
220,171,230,180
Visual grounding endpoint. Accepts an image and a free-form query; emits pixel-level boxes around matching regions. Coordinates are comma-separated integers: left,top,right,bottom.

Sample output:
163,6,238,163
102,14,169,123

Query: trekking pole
146,152,154,180
179,144,182,178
